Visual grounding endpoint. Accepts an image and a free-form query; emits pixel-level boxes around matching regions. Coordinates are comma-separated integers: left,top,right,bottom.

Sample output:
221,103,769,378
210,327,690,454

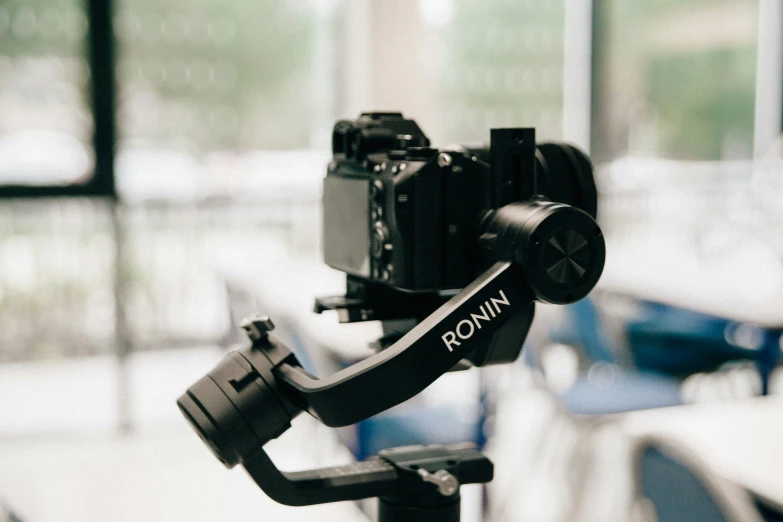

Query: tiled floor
0,421,367,522
0,347,367,521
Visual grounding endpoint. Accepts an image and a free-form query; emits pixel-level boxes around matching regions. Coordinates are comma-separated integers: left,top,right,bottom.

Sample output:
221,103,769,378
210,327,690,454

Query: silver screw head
240,314,275,341
437,153,452,168
417,468,459,496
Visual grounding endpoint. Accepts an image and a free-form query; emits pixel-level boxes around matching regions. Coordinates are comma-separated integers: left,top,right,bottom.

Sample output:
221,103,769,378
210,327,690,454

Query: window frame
0,0,117,199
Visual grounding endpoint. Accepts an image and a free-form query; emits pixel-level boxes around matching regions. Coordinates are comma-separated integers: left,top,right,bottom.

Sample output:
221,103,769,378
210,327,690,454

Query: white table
599,240,783,328
621,396,783,512
0,421,367,522
598,240,783,393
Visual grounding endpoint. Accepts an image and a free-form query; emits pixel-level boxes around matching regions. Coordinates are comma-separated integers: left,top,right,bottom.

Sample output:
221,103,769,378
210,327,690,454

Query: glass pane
113,0,336,353
422,0,566,144
594,0,760,239
114,0,333,200
0,0,93,185
0,200,115,362
593,1,783,309
594,0,759,162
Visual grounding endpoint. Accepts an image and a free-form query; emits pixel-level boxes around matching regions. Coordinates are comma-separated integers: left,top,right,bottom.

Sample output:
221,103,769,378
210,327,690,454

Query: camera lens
536,143,597,219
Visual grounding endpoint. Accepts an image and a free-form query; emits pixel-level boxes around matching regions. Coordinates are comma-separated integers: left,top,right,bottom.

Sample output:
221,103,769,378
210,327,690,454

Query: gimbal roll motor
178,115,606,521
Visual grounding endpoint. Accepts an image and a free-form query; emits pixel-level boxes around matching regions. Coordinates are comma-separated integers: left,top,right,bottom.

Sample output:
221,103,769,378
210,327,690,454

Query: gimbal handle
242,443,492,507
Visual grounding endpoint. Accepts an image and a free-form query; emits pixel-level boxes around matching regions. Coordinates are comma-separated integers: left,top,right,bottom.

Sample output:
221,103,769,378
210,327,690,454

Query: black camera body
323,112,598,293
324,112,488,292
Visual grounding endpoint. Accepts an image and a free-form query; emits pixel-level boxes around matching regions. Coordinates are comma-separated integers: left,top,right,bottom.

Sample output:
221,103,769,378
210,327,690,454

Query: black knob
481,200,605,304
371,180,384,203
542,229,591,284
240,315,275,342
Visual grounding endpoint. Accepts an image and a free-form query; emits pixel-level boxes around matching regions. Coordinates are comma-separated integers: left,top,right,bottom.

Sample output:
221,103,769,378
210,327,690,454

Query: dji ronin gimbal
178,115,605,521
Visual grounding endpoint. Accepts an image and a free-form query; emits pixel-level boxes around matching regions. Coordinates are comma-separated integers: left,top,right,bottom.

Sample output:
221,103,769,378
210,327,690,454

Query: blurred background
0,0,782,521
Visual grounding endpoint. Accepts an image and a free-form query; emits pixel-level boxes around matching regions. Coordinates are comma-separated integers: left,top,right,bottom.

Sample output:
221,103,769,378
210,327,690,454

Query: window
0,0,94,188
437,0,567,143
592,0,765,248
593,0,759,162
114,0,337,201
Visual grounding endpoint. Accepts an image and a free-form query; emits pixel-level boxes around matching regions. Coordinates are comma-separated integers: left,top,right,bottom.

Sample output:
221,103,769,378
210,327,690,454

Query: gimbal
178,128,606,521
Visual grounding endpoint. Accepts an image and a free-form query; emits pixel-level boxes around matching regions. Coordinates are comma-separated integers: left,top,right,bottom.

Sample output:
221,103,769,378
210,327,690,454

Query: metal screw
399,163,407,171
417,469,459,496
373,164,382,172
437,153,452,168
240,314,275,342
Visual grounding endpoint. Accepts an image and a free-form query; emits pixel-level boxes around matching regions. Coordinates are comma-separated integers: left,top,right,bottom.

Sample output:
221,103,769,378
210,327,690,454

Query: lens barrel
535,142,598,219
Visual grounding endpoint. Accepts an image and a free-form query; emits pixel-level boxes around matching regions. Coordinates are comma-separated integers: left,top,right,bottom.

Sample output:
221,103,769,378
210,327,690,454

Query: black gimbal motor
178,115,605,521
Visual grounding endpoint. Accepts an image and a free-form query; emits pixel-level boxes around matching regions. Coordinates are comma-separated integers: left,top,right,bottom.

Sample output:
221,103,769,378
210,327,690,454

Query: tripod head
177,123,605,517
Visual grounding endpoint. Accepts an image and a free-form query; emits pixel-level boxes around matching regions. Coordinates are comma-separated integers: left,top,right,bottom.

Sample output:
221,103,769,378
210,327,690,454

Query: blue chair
545,297,684,414
626,302,759,377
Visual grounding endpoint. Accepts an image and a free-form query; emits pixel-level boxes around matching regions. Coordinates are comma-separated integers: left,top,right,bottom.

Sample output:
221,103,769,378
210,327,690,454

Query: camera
323,112,598,293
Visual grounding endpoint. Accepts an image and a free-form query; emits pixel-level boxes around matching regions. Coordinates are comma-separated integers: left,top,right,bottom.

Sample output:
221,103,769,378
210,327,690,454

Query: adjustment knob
240,315,275,341
371,180,384,203
481,200,605,304
371,222,391,261
542,229,591,284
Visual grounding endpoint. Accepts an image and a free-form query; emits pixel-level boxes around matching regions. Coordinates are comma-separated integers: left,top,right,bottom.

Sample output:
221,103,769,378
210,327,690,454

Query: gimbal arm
277,261,531,427
267,195,608,427
178,260,533,459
